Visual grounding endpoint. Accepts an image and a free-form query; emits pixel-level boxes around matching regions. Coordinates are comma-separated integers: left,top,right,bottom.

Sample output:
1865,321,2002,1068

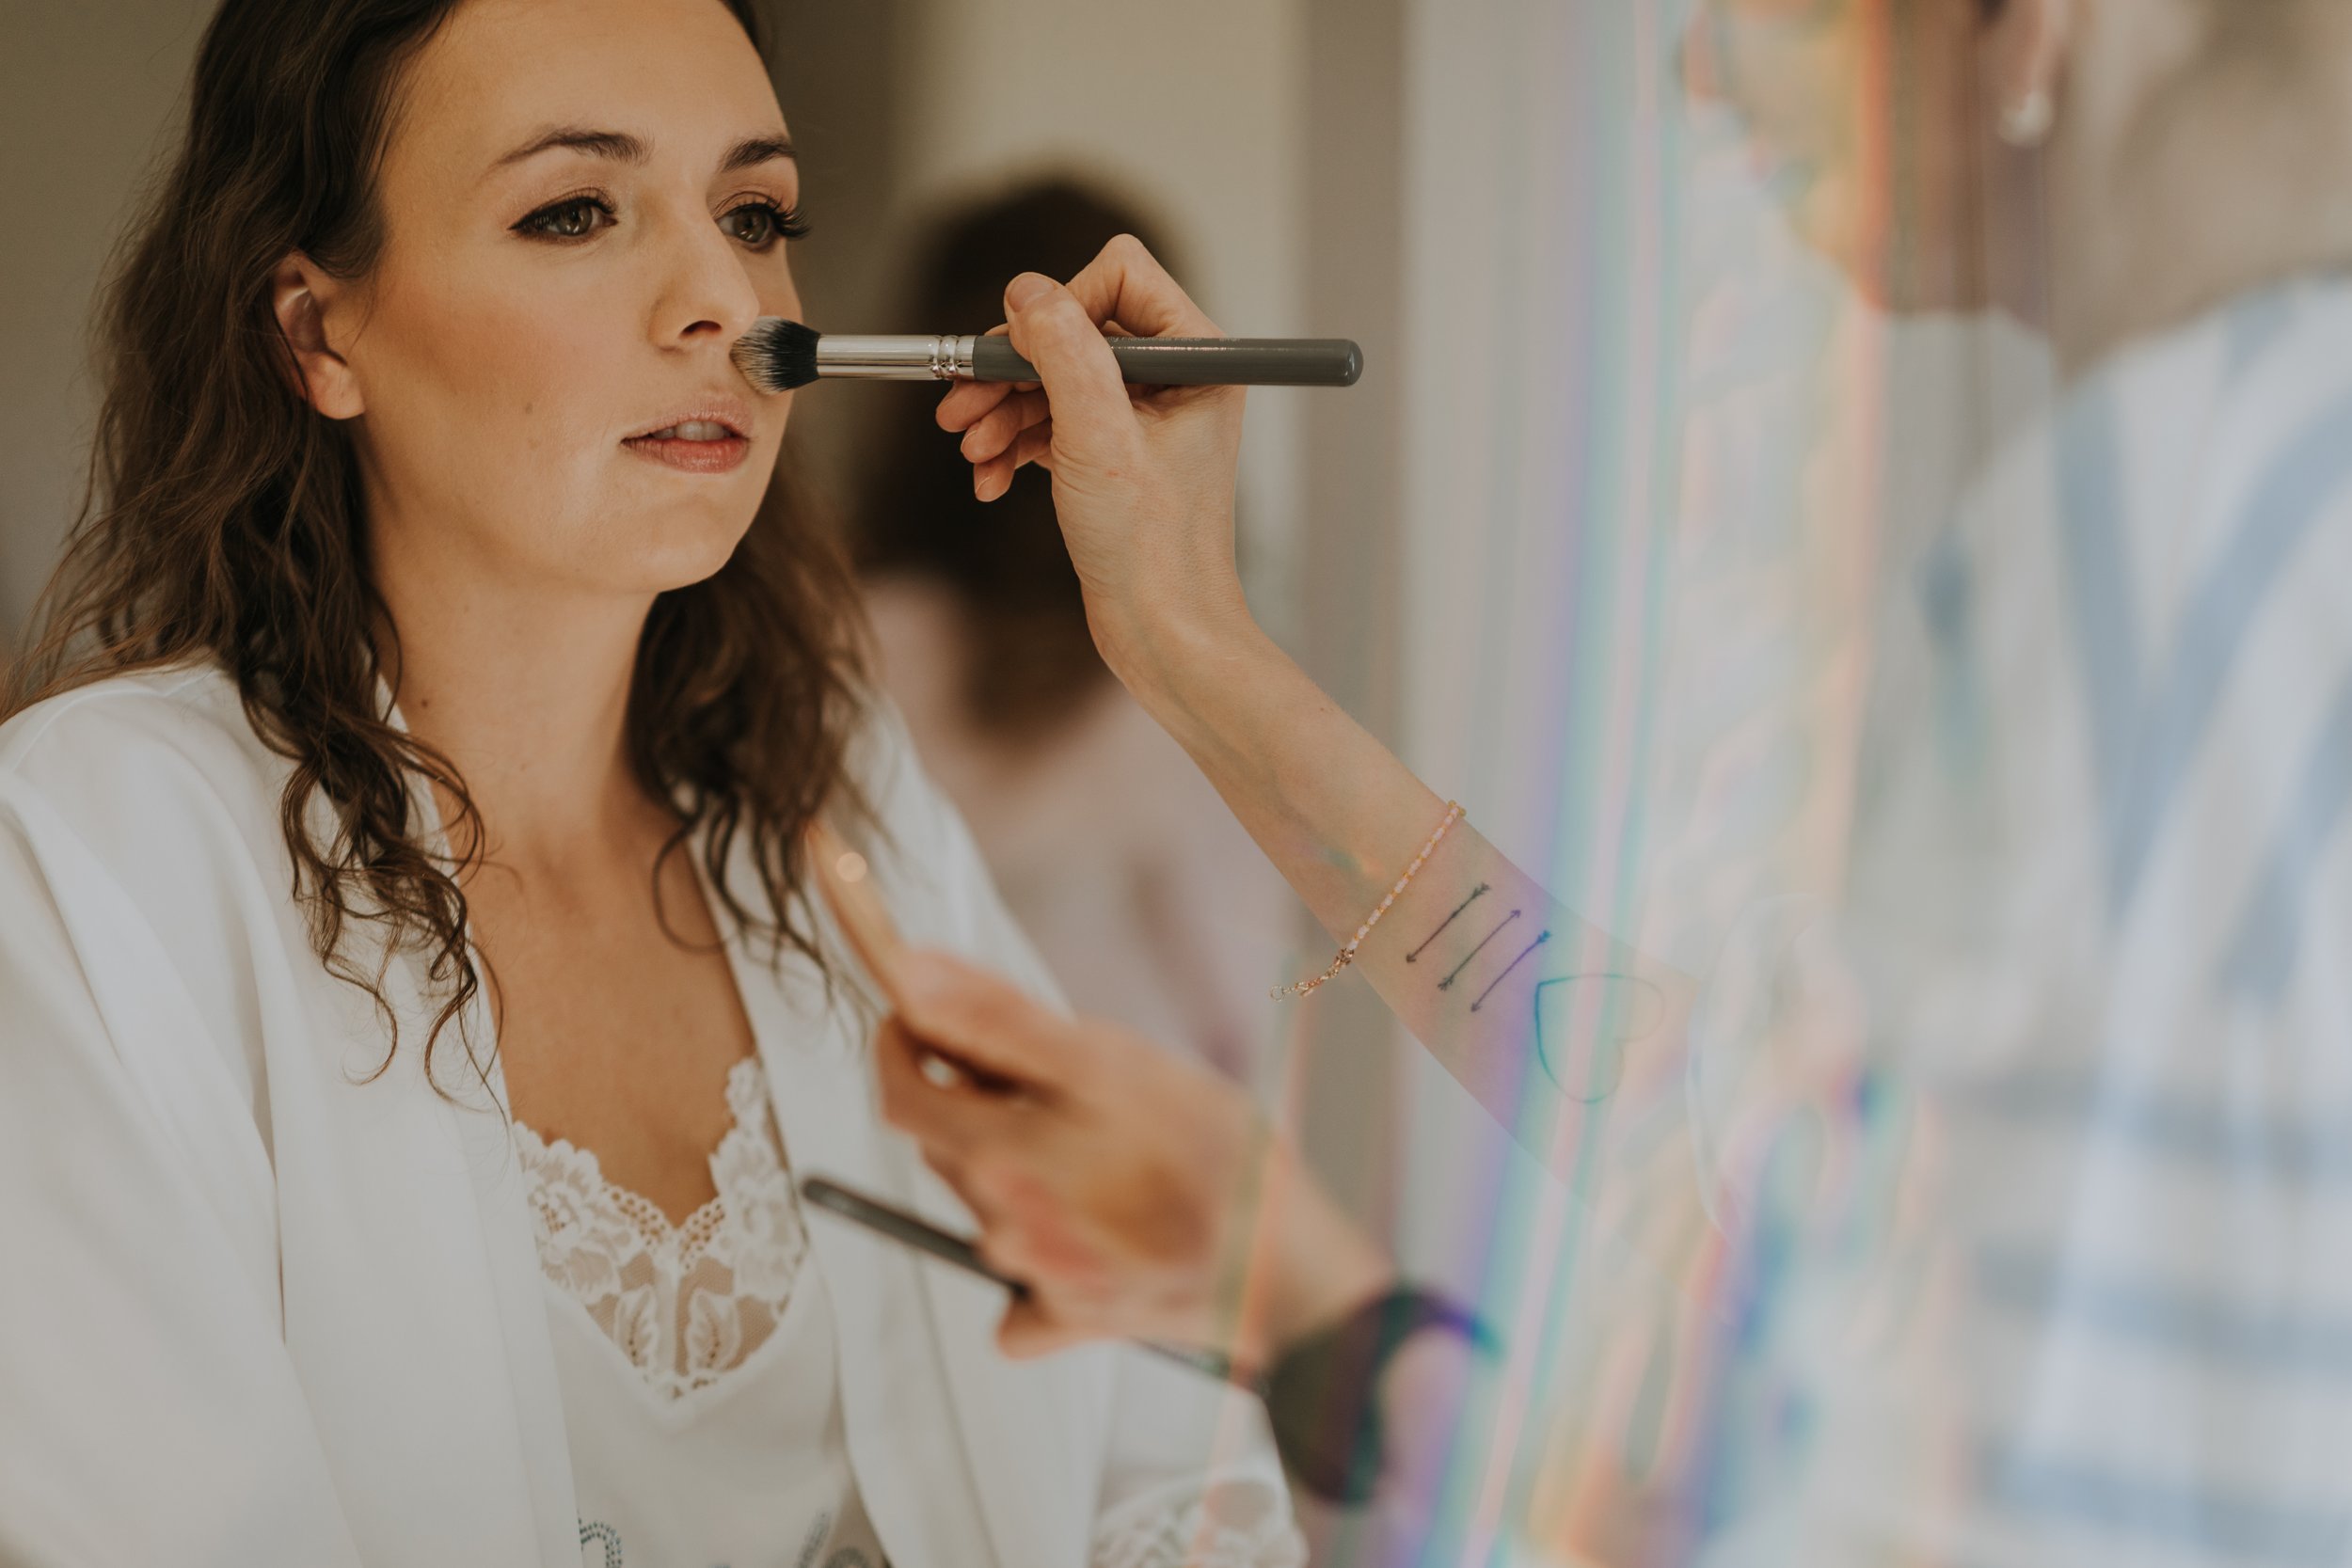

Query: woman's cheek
757,257,802,326
484,316,609,413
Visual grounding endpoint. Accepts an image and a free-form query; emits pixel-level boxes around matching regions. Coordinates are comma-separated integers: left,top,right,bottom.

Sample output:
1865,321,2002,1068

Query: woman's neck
2038,9,2352,378
372,548,657,866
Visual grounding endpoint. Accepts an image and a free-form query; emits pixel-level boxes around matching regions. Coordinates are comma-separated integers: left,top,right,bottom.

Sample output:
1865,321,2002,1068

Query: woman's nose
652,211,764,347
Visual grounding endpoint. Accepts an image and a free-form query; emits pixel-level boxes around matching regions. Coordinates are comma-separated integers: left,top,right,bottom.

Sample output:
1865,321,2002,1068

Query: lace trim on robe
1089,1475,1308,1568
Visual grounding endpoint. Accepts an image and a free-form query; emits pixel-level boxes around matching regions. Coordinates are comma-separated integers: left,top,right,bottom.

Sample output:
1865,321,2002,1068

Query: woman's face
339,0,801,600
1683,0,2005,311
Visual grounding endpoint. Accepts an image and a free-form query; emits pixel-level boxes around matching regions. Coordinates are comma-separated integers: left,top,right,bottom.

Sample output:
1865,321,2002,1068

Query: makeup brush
731,318,1362,395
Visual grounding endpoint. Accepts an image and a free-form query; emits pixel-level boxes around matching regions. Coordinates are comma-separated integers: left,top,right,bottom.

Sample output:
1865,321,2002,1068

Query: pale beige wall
0,0,215,642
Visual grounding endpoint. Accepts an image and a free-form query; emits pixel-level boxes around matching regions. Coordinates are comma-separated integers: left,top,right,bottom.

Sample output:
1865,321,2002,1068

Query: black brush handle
800,1176,1263,1387
801,1177,1027,1295
970,335,1361,388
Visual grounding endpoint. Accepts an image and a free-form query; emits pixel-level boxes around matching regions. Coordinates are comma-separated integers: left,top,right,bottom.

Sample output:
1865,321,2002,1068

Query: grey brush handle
970,335,1361,388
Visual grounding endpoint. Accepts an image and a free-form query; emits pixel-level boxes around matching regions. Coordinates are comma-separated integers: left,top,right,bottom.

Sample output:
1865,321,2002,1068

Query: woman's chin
591,508,760,597
649,529,756,594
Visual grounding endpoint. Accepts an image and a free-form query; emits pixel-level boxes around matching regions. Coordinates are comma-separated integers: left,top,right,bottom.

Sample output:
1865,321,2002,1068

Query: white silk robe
0,663,1288,1568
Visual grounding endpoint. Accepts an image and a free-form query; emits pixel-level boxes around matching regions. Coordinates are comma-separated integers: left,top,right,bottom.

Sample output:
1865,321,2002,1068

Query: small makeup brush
731,318,1362,395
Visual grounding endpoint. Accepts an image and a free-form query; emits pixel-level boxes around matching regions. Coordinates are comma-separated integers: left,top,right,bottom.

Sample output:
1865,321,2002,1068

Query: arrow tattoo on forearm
1439,909,1521,990
1407,882,1491,963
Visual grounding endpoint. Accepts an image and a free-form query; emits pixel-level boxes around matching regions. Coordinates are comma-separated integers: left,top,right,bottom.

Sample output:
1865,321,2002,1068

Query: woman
0,2,1297,1565
878,0,2352,1563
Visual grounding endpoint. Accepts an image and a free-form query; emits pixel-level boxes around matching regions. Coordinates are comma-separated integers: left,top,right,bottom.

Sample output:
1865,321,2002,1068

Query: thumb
1002,273,1136,465
895,948,1088,1090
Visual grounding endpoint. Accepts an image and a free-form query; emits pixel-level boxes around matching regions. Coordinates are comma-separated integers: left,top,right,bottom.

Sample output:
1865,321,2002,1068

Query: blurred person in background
857,179,1292,1084
871,0,2352,1563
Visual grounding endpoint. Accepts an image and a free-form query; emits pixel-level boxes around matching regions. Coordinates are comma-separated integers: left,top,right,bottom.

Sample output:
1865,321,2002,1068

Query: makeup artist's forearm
1121,615,1444,932
1120,617,1700,1180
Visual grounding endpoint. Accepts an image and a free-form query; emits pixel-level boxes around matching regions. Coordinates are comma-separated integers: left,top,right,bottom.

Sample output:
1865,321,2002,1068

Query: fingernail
919,1053,970,1091
1006,272,1053,310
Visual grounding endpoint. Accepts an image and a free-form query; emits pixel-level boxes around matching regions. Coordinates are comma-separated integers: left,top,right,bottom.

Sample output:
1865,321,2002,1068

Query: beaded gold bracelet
1273,800,1464,1000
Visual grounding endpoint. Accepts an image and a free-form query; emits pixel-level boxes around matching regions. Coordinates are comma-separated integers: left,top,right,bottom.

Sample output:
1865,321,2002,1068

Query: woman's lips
622,430,751,473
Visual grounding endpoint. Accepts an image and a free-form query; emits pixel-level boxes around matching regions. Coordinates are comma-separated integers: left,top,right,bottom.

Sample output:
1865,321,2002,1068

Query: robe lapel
436,1040,584,1568
906,1156,1112,1568
312,695,579,1566
269,950,579,1568
744,964,999,1568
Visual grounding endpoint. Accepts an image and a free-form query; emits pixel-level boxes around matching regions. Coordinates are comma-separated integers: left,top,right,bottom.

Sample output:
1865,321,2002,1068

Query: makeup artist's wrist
1098,598,1288,748
1246,1145,1398,1369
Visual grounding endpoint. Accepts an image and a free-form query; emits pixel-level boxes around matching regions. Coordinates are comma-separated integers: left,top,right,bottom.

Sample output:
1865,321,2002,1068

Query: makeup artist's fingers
973,452,1012,503
936,377,1019,434
959,388,1052,464
891,949,1098,1089
967,419,1056,501
1001,275,1140,461
1009,425,1055,473
1060,233,1224,341
971,434,1056,502
873,1014,1036,1159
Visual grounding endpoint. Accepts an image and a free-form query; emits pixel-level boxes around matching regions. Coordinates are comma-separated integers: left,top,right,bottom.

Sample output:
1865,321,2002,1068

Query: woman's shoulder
2,659,265,778
0,661,290,877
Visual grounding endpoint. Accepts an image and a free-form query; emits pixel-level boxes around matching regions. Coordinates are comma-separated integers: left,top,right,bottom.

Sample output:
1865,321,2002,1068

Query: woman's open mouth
622,417,751,474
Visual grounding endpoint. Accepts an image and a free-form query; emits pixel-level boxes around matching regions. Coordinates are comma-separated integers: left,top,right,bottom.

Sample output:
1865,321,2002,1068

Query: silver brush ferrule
811,334,977,380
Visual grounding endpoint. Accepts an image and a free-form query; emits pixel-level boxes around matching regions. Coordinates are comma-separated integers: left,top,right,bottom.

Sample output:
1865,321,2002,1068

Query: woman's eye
515,196,614,241
719,200,812,250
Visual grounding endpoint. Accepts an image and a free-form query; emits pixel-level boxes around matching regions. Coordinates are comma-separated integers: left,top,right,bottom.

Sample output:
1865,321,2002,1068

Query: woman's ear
269,252,365,420
1981,0,2078,147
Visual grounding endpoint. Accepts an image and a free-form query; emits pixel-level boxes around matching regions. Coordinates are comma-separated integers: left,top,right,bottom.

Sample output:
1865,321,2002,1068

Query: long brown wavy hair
6,0,866,1090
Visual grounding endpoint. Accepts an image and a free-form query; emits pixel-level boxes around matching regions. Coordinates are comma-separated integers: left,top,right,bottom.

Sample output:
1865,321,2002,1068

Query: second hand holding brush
803,821,1261,1388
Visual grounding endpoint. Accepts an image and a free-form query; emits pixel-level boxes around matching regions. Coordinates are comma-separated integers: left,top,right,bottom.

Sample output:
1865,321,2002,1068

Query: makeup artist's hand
875,948,1394,1369
934,238,1256,682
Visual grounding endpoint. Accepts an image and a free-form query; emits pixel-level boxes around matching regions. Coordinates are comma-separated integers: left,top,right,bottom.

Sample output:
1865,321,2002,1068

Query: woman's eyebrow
492,126,649,172
719,134,798,174
487,126,797,178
